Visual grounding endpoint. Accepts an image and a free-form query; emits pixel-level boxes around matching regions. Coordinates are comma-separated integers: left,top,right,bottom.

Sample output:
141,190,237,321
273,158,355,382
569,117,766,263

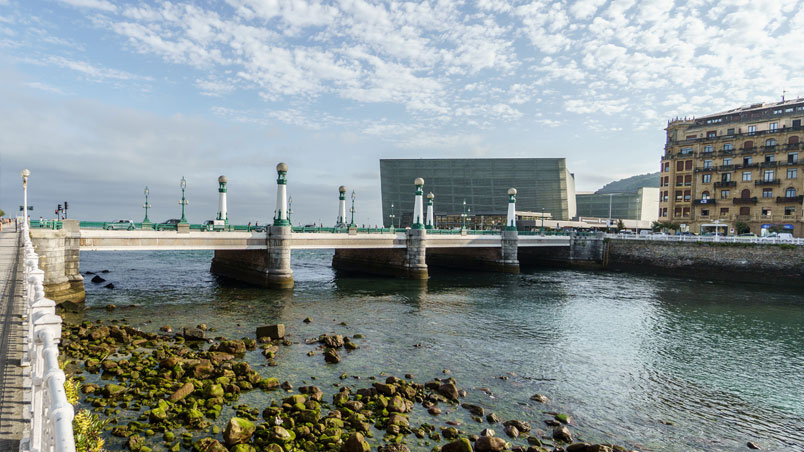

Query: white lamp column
21,169,30,225
506,188,517,230
425,192,434,229
217,175,228,224
337,186,347,226
273,163,290,226
412,178,425,229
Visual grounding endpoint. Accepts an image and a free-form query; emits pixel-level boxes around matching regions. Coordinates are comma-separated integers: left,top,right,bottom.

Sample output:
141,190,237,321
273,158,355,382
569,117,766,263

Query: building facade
660,99,804,236
575,187,659,222
380,158,576,228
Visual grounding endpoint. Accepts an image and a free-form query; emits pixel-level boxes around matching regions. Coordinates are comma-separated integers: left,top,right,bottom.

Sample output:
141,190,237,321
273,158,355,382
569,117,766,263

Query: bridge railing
20,220,76,452
606,232,804,245
29,220,63,230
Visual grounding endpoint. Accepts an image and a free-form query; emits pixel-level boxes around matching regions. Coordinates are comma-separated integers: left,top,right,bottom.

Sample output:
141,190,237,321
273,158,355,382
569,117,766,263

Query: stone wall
331,248,413,277
29,220,85,303
518,233,605,268
606,239,804,283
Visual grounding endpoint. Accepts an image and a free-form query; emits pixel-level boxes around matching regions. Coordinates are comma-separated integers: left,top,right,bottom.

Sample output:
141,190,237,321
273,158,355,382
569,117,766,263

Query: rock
57,300,83,313
486,413,500,424
101,269,110,273
474,435,507,452
377,445,411,452
90,326,109,340
256,324,285,340
553,425,572,443
324,348,341,363
91,275,106,283
168,382,194,402
504,425,519,438
555,413,571,424
299,385,324,401
160,325,172,333
504,420,531,433
428,406,441,415
193,438,228,452
439,382,460,400
182,327,205,340
303,317,312,323
127,435,145,450
480,429,495,437
223,417,256,446
526,437,542,446
270,426,293,442
586,445,612,452
231,445,256,452
462,403,485,417
104,283,115,289
105,304,116,310
342,432,370,452
388,395,407,413
321,334,344,348
103,383,126,397
442,438,474,452
280,381,293,391
530,394,549,403
747,442,761,450
216,340,246,354
204,384,224,398
387,413,409,427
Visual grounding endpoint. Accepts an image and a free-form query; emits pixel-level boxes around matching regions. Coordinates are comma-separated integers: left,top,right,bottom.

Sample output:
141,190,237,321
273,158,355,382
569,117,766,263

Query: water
73,250,804,451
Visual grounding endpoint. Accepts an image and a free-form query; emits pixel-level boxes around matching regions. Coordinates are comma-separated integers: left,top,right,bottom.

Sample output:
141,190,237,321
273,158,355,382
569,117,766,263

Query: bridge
24,163,603,303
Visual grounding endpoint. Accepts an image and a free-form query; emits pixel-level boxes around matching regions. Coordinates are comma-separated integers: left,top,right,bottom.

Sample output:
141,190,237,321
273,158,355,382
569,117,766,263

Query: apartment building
660,99,804,236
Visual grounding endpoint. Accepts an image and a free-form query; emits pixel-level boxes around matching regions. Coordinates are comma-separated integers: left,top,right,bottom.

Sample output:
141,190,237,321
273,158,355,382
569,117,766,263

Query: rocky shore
60,316,641,452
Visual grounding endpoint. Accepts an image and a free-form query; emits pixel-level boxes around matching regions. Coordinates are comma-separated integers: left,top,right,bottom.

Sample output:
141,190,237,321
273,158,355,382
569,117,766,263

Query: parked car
738,233,758,238
155,218,181,231
763,232,793,240
253,225,267,232
105,219,134,230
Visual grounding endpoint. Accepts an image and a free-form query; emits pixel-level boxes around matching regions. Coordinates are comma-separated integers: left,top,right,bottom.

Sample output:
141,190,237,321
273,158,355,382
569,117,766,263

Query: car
738,233,757,238
105,219,134,230
155,219,181,231
253,225,267,232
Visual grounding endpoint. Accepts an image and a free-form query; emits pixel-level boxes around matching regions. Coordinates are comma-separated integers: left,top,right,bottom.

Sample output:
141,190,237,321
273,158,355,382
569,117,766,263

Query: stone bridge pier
331,228,429,279
210,225,294,288
28,219,85,303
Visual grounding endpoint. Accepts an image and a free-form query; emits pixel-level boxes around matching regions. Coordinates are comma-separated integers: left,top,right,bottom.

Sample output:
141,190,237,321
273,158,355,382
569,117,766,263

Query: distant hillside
595,172,660,194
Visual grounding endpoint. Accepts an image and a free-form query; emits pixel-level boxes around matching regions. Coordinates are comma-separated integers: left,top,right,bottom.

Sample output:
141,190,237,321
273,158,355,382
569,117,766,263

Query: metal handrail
606,233,804,245
20,219,76,452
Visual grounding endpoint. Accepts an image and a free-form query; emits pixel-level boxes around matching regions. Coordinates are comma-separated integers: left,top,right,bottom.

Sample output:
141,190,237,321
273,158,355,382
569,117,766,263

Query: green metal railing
30,220,63,230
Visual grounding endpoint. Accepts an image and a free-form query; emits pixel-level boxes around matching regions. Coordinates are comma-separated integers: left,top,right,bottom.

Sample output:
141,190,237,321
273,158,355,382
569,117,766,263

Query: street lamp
288,196,293,225
541,207,545,235
143,186,152,224
461,199,471,230
21,169,30,225
178,176,189,224
389,203,396,229
349,190,356,227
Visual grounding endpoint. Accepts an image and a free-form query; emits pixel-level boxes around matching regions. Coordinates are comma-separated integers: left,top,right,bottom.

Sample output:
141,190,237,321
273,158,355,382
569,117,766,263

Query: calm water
74,250,804,452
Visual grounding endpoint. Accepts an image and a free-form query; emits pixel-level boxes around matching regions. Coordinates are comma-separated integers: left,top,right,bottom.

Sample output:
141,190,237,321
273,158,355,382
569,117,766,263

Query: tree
616,219,625,231
0,209,5,217
735,221,750,234
652,220,678,233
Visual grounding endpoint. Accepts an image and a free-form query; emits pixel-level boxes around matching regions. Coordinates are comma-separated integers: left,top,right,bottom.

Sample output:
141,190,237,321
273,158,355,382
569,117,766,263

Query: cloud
45,56,151,81
57,0,117,13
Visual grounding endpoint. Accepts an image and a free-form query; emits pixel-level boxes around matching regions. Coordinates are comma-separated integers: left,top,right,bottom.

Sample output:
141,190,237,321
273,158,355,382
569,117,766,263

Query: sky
1,0,803,225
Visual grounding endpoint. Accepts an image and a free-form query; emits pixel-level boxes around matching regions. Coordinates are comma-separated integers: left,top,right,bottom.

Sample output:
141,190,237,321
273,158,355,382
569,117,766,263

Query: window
722,173,732,182
677,161,684,171
702,174,712,183
704,145,713,153
724,143,733,150
764,170,775,182
674,207,682,217
663,162,670,172
773,109,782,114
742,171,752,181
720,207,729,216
765,155,774,163
766,138,777,147
707,131,717,138
788,152,798,163
684,190,691,201
743,157,752,165
662,191,669,202
740,189,751,199
727,128,735,135
721,190,730,199
748,125,756,135
683,207,690,217
770,122,779,131
762,208,772,217
744,140,754,150
661,207,667,217
763,188,773,198
723,158,732,165
703,160,712,168
788,168,797,179
701,209,709,217
676,176,683,186
794,119,802,128
684,175,692,186
786,108,794,113
789,136,799,145
664,176,670,186
785,206,796,216
675,190,683,201
739,207,750,216
702,191,711,200
685,160,693,170
786,187,797,198
680,147,693,155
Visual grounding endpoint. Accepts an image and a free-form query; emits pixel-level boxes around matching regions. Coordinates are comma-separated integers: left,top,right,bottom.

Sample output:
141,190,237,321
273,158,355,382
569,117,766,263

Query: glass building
575,188,659,222
380,158,576,227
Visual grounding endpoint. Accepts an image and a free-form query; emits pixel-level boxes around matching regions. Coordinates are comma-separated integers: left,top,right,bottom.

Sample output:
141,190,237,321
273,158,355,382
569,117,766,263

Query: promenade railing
20,220,76,452
606,233,804,245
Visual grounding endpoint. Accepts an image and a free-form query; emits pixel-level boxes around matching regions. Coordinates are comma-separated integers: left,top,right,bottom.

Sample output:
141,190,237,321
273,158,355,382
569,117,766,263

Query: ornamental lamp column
142,186,152,228
337,186,347,226
21,168,30,225
412,177,425,229
178,176,189,224
273,163,290,226
217,176,228,225
425,192,435,229
506,188,517,230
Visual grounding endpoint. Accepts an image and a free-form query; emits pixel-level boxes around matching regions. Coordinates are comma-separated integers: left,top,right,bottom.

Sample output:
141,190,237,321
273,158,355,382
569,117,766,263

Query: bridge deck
76,229,570,251
0,228,25,451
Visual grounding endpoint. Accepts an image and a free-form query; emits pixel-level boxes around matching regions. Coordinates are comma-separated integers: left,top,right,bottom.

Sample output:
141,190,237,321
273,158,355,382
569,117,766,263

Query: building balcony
736,214,752,221
733,197,758,205
755,179,781,186
783,214,799,220
785,143,802,151
760,145,778,153
714,181,737,188
760,161,779,168
719,164,736,171
776,195,804,204
740,148,756,155
693,198,716,205
670,125,804,145
718,150,735,156
694,167,714,173
738,163,759,169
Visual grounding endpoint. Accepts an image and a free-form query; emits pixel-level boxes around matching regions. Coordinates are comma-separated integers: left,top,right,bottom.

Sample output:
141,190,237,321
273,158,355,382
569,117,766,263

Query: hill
595,172,660,194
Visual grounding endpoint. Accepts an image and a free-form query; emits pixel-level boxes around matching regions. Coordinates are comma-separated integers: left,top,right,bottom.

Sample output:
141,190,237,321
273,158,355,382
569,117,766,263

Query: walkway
0,226,25,451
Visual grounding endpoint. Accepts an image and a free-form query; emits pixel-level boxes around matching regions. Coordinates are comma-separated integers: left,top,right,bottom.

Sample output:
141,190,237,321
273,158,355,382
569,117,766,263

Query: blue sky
1,0,803,225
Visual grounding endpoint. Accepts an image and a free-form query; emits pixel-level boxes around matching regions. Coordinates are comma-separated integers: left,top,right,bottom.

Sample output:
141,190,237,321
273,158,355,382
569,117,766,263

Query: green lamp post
389,203,396,229
178,176,189,224
349,190,356,227
142,186,152,227
461,199,470,230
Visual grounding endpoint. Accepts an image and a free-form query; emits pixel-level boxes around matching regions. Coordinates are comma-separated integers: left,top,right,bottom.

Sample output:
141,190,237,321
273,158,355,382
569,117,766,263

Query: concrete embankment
603,239,804,284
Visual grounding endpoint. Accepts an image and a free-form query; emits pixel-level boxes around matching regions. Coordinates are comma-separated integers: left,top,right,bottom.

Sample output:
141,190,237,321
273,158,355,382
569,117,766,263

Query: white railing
606,233,804,245
19,219,76,452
